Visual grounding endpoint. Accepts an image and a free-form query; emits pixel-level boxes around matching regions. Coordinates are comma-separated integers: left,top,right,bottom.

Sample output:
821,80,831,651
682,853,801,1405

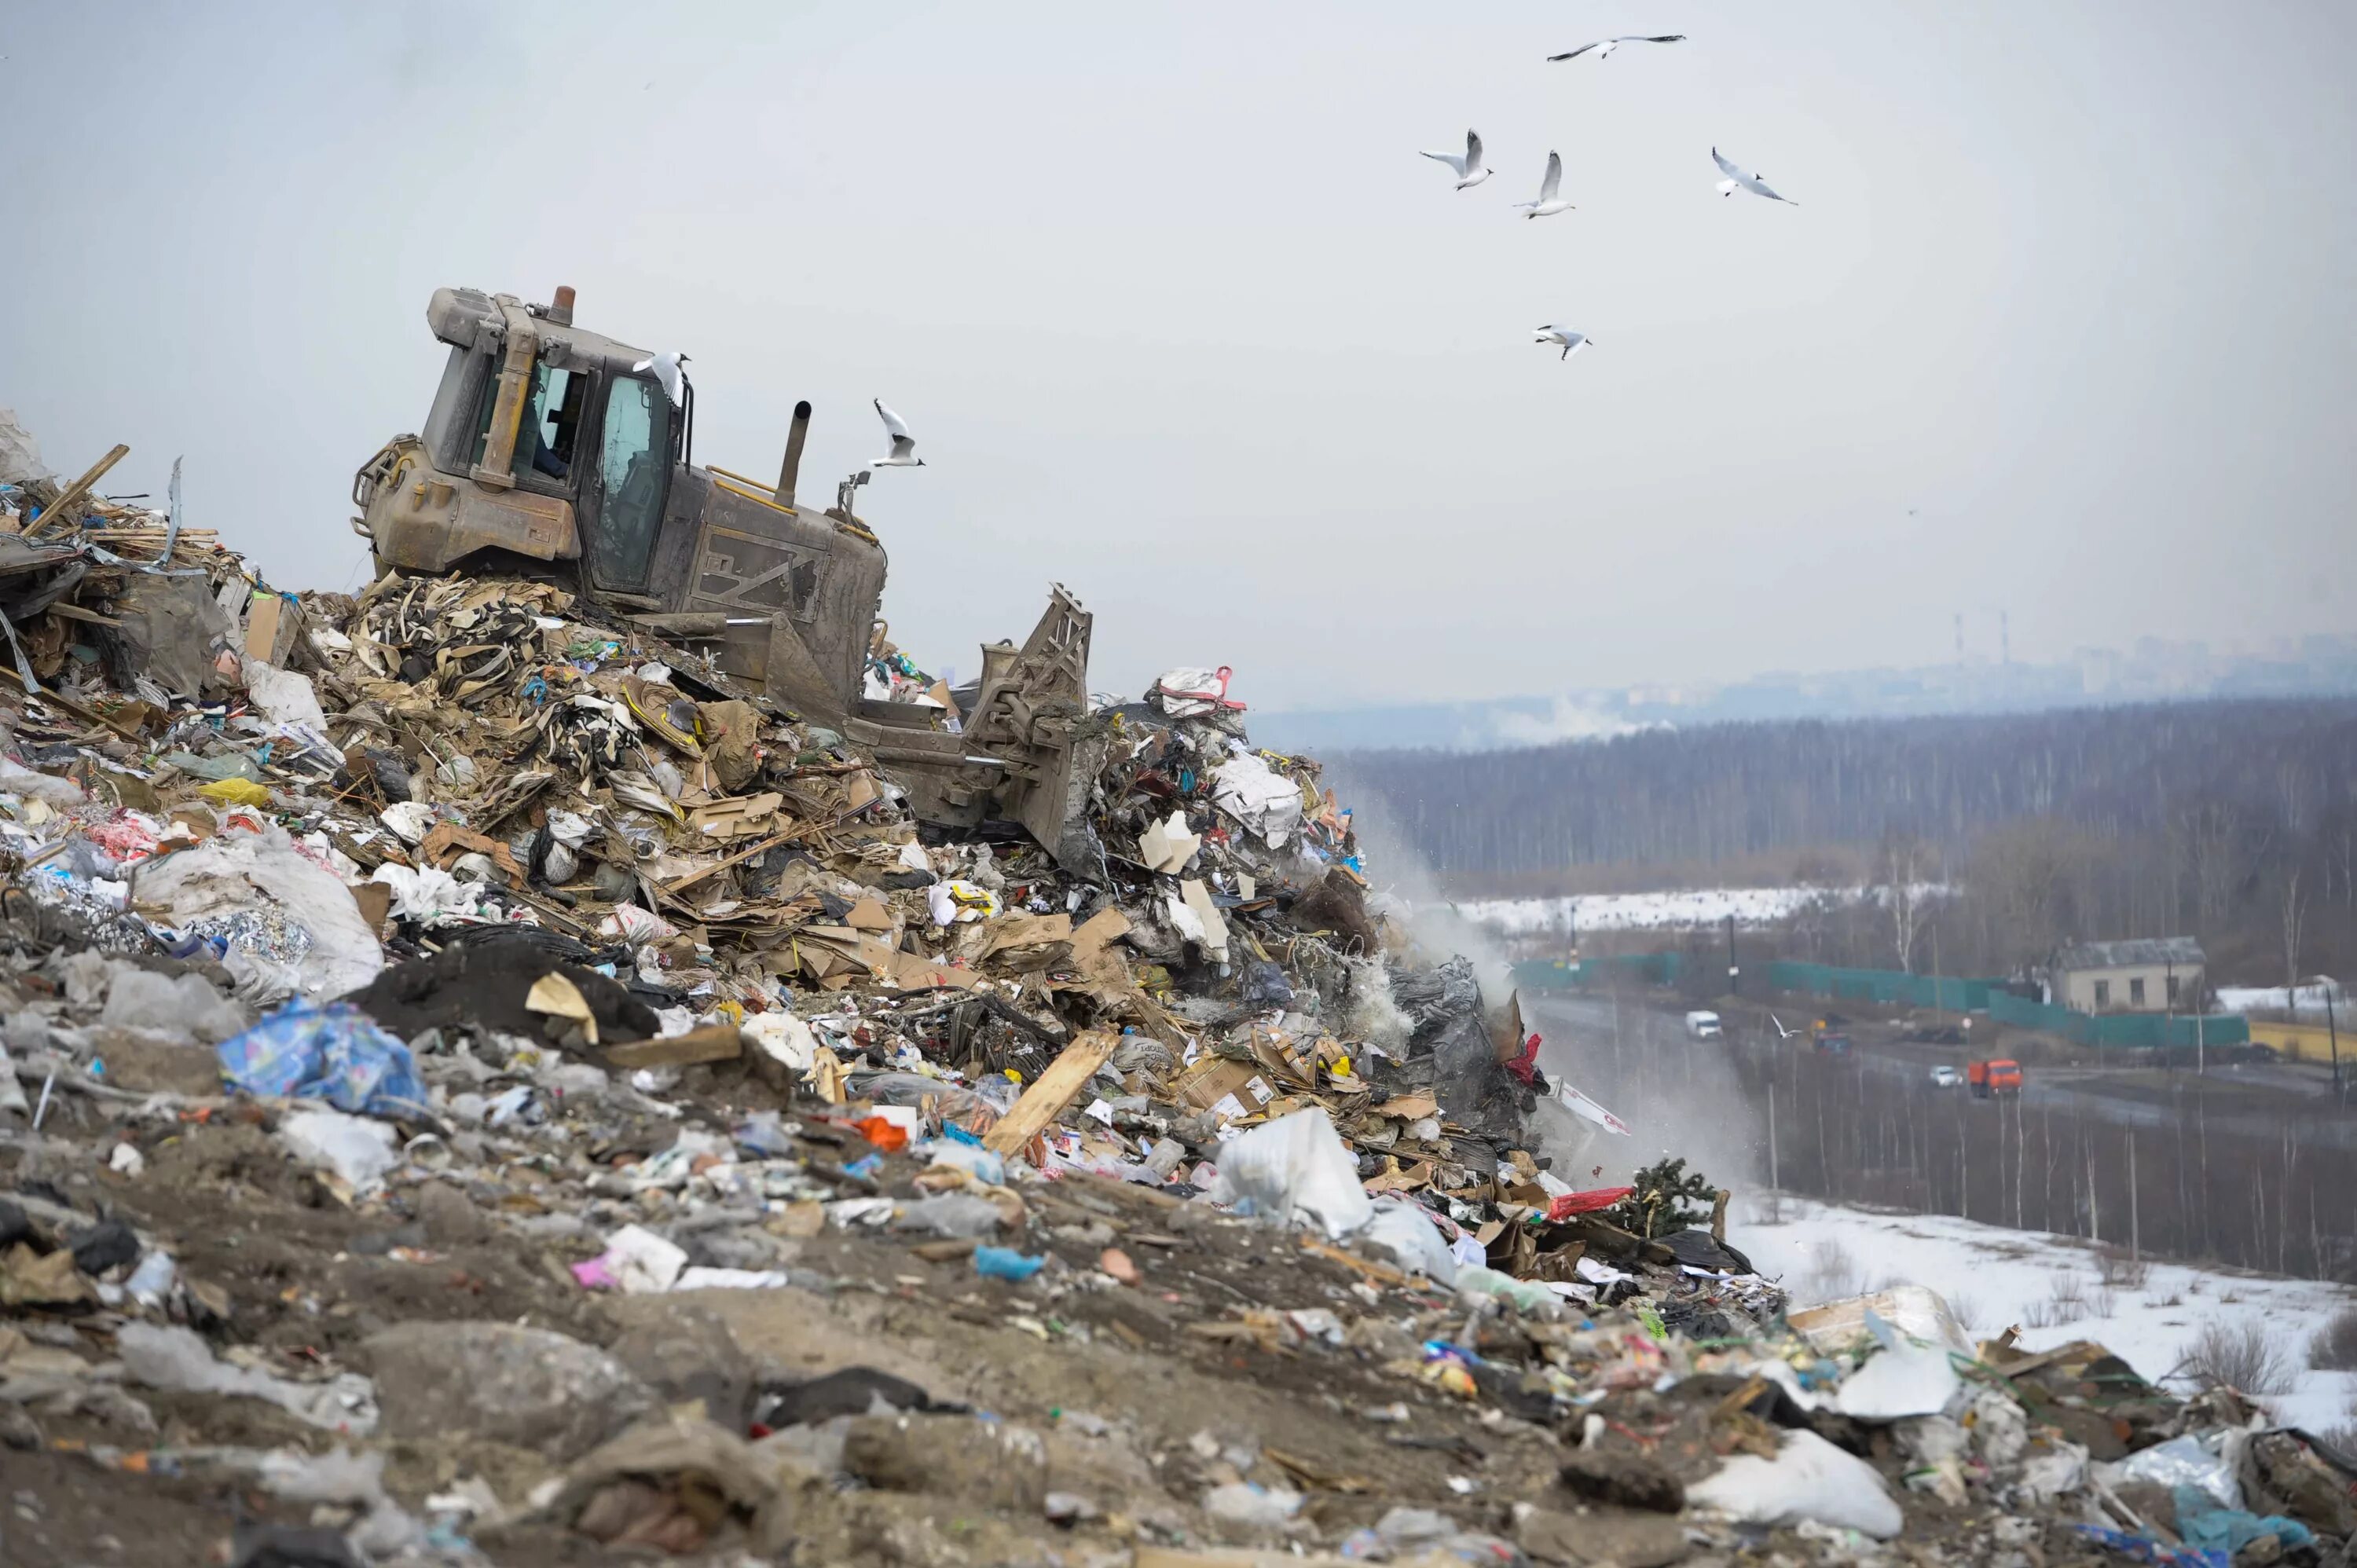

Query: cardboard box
244,591,304,667
1172,1055,1276,1117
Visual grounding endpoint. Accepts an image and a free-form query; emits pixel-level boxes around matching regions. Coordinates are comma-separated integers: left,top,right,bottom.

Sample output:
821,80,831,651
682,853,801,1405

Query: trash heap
6,422,2355,1565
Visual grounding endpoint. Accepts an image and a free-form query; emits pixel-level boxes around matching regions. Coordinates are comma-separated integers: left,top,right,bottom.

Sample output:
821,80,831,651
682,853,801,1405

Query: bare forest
1336,699,2357,984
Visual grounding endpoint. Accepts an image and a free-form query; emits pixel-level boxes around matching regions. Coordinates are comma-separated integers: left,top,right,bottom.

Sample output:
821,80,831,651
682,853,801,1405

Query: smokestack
547,284,576,327
775,400,812,509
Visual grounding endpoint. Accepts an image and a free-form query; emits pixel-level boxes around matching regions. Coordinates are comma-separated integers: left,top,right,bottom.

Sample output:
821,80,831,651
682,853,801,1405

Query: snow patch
1735,1196,2357,1435
1457,883,1948,937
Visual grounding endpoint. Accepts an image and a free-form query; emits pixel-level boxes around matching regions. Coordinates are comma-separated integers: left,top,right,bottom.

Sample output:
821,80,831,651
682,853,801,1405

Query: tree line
1337,699,2357,984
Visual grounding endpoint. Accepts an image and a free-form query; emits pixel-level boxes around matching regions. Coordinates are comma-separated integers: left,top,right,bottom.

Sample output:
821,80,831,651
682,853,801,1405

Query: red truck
1968,1058,2024,1099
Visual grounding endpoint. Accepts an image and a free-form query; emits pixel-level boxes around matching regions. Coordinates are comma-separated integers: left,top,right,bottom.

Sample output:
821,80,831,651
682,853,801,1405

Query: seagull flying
1535,324,1591,361
1512,151,1574,218
871,400,925,467
1547,34,1685,62
1712,146,1797,204
1420,128,1493,191
632,350,690,406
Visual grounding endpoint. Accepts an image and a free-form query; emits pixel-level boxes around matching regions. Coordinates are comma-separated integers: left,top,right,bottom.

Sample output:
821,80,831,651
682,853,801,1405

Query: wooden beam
24,444,129,538
658,826,803,896
983,1029,1118,1157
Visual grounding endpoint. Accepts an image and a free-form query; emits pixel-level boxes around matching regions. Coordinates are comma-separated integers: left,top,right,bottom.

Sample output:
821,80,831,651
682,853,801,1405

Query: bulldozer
350,284,1103,872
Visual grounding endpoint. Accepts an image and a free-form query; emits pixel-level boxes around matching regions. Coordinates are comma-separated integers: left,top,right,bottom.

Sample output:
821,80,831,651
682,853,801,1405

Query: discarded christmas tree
1611,1156,1715,1240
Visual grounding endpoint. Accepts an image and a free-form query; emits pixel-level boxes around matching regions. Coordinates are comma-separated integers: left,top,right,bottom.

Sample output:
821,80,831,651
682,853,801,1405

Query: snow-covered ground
1734,1196,2357,1435
2217,980,2347,1018
1457,884,1946,937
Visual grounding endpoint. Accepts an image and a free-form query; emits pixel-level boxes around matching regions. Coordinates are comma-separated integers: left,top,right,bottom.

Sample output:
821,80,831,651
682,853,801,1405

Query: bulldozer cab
456,347,675,594
352,284,1108,875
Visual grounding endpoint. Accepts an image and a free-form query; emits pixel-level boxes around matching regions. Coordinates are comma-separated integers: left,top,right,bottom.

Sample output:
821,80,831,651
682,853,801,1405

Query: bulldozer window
590,375,669,590
470,361,585,489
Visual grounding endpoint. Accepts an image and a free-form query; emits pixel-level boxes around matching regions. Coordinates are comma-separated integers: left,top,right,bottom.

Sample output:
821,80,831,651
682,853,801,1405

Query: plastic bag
278,1107,401,1191
1833,1309,1963,1420
0,757,86,810
119,1322,378,1434
240,658,329,731
894,1193,1005,1239
0,406,54,485
141,826,383,1000
928,1141,1007,1185
101,967,250,1045
370,863,487,927
1150,666,1239,719
744,1011,817,1074
216,1002,432,1119
1209,1108,1373,1240
1357,1197,1458,1284
2104,1432,2242,1511
1688,1428,1903,1538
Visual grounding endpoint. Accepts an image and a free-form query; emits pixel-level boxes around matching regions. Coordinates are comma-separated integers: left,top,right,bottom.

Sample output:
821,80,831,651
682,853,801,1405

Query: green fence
1512,952,1684,992
1985,990,2248,1049
1765,961,1996,1012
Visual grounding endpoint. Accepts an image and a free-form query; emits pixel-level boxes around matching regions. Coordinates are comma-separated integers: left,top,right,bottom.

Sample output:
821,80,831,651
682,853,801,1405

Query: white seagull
1713,146,1797,204
1547,34,1685,62
632,350,690,407
1420,128,1493,191
871,400,925,467
1512,151,1574,218
1535,324,1592,361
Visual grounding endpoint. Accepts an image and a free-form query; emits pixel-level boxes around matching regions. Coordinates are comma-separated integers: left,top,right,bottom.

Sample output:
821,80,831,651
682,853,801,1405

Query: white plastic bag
1834,1310,1963,1420
119,1322,379,1434
278,1108,400,1192
1209,1109,1373,1240
1688,1428,1903,1538
138,826,384,1001
101,968,249,1045
744,1011,817,1073
1358,1197,1458,1284
241,658,330,732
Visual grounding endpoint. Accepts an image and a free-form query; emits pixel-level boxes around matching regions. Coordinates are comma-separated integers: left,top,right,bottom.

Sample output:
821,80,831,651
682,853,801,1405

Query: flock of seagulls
1424,32,1802,364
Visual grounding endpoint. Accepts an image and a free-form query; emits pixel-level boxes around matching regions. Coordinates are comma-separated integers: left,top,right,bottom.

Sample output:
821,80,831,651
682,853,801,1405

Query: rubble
4,423,2355,1566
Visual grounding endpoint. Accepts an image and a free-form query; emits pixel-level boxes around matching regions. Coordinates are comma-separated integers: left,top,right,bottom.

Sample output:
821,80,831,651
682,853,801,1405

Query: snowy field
1733,1196,2357,1435
2217,981,2347,1018
1457,885,1948,937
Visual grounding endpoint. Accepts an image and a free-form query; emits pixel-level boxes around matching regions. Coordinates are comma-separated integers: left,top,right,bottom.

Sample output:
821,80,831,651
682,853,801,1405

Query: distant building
2049,938,2205,1014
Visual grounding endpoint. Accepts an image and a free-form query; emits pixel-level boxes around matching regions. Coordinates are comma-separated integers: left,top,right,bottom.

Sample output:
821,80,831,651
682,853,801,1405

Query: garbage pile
5,422,2355,1565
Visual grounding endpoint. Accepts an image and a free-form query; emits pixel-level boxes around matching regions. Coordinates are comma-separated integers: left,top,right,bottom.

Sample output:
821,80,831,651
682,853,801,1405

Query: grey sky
5,2,2352,713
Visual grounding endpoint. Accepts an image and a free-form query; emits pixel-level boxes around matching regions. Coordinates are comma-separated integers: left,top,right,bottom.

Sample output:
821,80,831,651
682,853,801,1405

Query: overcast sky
5,1,2352,713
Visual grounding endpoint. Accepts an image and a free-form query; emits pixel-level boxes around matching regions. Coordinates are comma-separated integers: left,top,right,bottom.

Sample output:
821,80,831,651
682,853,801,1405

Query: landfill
5,418,2356,1566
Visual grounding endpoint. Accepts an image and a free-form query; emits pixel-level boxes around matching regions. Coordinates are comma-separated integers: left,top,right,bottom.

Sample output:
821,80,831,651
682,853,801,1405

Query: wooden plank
0,665,145,738
658,826,802,896
603,1024,743,1069
24,444,129,538
983,1029,1119,1156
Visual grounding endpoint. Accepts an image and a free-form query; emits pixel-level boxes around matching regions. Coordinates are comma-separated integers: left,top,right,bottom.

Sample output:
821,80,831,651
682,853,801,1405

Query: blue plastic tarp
215,1002,432,1121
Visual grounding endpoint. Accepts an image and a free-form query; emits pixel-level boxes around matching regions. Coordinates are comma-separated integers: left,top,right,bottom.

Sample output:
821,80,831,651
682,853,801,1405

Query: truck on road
1968,1058,2024,1098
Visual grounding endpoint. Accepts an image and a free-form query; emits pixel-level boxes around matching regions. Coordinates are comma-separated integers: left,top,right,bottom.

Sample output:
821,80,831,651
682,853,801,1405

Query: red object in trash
1545,1185,1635,1222
1502,1031,1543,1086
852,1116,909,1152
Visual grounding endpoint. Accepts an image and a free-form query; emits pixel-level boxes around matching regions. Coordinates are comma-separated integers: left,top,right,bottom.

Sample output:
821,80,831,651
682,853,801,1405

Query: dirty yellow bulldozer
350,284,1103,871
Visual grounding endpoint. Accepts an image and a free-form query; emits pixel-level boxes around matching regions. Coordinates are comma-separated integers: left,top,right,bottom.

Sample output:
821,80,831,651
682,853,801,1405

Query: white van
1684,1010,1723,1040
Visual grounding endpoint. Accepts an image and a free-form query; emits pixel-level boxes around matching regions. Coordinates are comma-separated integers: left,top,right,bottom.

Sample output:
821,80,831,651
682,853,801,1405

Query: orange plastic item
853,1116,909,1152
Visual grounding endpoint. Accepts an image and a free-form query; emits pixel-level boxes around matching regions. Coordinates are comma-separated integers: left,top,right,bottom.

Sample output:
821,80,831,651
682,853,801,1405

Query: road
1523,989,2357,1152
